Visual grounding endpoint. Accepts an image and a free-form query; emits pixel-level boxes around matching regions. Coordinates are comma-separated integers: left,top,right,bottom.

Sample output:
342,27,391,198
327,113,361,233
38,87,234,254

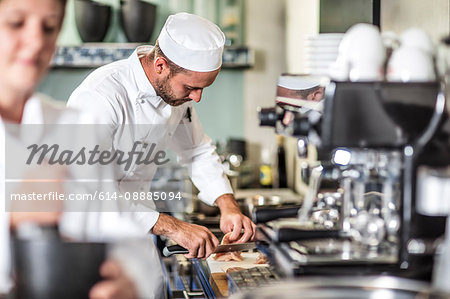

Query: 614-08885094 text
99,191,183,201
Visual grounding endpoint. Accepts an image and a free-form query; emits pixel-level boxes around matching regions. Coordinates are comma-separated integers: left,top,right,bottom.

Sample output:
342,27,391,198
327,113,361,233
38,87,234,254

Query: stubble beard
155,76,191,107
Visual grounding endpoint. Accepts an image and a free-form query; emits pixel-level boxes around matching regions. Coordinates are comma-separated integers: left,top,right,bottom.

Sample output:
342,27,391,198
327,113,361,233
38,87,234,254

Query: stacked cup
386,28,436,82
329,23,385,81
329,24,436,83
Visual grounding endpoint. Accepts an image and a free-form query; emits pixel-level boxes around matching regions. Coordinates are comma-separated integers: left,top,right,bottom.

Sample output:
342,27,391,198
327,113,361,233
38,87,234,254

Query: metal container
237,195,283,218
120,0,157,43
235,189,302,218
417,166,450,216
12,226,106,299
74,0,111,42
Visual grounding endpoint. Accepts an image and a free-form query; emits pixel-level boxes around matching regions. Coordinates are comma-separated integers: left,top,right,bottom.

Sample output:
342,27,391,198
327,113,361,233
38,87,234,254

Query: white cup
400,27,434,56
333,23,385,81
346,24,385,65
349,60,384,81
328,56,350,81
386,46,436,82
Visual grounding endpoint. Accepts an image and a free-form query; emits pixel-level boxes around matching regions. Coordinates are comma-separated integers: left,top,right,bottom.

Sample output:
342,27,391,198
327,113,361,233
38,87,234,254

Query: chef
67,13,256,259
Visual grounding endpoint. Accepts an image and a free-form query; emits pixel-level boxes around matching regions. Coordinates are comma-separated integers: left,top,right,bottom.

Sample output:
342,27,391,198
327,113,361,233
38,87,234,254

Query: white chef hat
277,74,323,90
158,12,226,72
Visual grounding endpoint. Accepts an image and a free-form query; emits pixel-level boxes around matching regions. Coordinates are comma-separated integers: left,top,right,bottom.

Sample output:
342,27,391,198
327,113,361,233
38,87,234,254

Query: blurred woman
0,0,139,298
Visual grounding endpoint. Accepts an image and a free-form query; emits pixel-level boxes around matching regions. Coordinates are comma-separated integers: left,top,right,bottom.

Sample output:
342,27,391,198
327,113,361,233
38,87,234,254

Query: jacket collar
129,46,165,109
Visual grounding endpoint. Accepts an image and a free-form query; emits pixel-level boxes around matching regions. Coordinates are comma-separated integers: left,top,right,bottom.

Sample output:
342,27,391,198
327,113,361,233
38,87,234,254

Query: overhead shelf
51,43,254,69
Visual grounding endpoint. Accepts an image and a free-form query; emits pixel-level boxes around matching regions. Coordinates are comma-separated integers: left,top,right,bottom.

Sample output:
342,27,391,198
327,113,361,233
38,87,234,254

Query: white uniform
0,94,80,295
67,46,233,231
0,94,165,298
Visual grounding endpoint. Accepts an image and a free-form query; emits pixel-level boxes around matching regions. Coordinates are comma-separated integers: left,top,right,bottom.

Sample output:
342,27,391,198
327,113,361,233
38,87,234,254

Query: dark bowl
75,0,111,42
120,0,157,43
13,231,106,299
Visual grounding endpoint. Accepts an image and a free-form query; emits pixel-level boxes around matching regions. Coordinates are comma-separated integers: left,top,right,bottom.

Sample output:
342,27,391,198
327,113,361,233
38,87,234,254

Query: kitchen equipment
12,225,106,299
252,205,301,224
416,166,450,216
74,0,111,43
163,242,256,257
235,188,302,218
227,266,280,294
120,0,157,43
230,275,432,299
258,78,450,280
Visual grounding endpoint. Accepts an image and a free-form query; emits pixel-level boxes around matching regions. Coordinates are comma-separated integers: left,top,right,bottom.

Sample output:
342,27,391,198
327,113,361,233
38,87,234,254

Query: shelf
51,43,254,69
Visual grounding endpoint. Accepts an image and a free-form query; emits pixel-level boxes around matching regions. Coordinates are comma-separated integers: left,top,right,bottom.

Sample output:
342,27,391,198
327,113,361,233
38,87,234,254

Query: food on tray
255,253,268,264
225,267,246,274
213,232,244,262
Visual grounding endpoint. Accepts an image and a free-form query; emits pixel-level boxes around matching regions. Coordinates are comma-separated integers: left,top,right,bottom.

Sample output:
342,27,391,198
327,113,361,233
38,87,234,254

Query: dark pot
75,0,111,42
120,0,157,43
13,228,106,299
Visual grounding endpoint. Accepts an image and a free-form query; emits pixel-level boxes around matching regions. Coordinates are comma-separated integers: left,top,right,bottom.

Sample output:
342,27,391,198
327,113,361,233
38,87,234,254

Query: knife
163,242,256,257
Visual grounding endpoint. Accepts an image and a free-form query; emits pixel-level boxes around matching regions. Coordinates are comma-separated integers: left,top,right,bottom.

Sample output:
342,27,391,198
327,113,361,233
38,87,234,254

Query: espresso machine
256,74,450,280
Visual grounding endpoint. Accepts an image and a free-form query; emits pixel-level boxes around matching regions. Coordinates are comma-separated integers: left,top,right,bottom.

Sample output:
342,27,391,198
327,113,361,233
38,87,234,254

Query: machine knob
258,107,281,127
292,115,311,136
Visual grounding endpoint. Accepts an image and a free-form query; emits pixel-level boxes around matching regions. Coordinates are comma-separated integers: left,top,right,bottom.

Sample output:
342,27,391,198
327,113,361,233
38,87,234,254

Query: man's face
155,69,220,106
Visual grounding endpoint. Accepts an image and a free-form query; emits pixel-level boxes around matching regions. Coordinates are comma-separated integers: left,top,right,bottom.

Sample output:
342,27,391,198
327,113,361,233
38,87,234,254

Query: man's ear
154,57,169,75
311,88,325,102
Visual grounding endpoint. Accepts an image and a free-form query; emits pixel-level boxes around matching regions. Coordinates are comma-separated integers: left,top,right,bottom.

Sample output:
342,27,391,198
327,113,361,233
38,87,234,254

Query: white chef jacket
67,45,233,231
0,94,165,298
0,94,81,294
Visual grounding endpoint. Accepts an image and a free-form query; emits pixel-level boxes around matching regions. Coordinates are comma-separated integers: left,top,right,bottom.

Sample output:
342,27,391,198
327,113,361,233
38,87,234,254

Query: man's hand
152,213,219,259
89,260,138,299
216,194,256,243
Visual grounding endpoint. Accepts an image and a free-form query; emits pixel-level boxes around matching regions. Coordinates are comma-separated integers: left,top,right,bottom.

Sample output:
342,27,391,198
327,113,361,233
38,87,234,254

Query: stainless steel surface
234,188,303,218
230,276,431,299
285,239,397,264
417,166,450,216
298,165,323,222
